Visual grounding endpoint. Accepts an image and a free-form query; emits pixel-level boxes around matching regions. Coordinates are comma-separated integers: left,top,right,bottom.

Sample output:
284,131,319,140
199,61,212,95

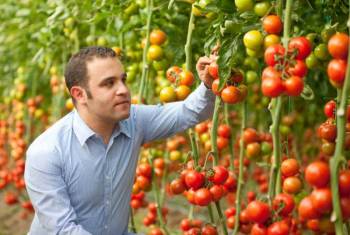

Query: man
24,46,216,235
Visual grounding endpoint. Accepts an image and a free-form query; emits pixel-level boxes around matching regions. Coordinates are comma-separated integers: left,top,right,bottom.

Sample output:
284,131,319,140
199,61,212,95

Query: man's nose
115,82,129,96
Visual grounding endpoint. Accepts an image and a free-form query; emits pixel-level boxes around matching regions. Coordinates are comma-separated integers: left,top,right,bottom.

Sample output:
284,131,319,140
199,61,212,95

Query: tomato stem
211,97,222,165
138,0,153,103
185,7,195,71
208,204,215,224
224,104,236,172
232,99,247,235
330,16,350,235
268,0,293,203
129,207,137,233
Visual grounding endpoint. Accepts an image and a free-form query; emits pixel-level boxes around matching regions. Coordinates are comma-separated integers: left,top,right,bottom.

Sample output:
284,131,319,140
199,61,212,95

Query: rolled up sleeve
24,143,92,235
135,82,215,143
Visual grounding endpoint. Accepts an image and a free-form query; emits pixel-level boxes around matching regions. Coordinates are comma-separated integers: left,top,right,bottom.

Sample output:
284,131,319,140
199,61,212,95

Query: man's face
83,57,131,123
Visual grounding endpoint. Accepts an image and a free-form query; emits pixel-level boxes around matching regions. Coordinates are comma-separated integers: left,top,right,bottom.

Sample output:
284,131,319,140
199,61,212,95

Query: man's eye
106,80,114,87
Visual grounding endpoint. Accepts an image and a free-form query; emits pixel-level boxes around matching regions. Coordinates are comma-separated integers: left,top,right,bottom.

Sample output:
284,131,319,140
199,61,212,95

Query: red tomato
284,75,304,96
181,218,192,231
317,122,337,142
287,60,308,77
298,196,321,220
327,59,347,85
209,166,229,185
217,136,229,150
339,170,350,196
251,223,268,235
324,100,336,118
201,224,218,235
328,32,349,59
226,216,235,229
305,161,330,188
185,170,205,190
261,76,285,97
209,62,219,79
310,188,333,214
137,163,152,178
243,128,260,144
217,124,231,138
340,197,350,219
225,207,236,218
179,70,195,86
273,193,295,216
223,174,237,192
211,79,222,96
194,188,212,206
221,86,241,104
281,158,299,177
282,176,302,194
210,185,224,201
246,200,271,224
263,15,283,35
264,44,285,66
262,66,281,80
170,178,186,194
288,37,312,60
166,66,182,83
267,221,290,235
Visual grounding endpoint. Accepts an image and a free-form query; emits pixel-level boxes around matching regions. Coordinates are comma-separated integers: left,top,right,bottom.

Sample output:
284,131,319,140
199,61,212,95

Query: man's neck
77,108,117,145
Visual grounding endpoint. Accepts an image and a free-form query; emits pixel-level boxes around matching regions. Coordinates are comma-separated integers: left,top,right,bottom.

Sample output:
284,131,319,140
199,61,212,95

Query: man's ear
70,86,87,105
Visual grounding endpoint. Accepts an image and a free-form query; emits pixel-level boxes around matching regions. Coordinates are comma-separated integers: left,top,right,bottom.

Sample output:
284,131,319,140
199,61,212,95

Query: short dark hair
64,46,117,97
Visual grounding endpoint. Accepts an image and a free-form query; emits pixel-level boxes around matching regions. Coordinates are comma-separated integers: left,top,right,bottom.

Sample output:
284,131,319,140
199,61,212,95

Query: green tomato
305,52,320,69
246,70,259,84
261,141,272,155
126,71,136,83
321,27,336,43
261,96,270,106
314,43,329,60
280,125,291,135
243,30,263,50
305,33,318,48
244,57,260,70
235,0,254,12
153,59,168,71
253,1,271,17
97,37,107,46
246,48,263,58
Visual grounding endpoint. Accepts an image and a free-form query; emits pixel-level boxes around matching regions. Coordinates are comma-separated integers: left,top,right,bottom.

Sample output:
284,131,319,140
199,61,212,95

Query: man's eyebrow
100,73,127,83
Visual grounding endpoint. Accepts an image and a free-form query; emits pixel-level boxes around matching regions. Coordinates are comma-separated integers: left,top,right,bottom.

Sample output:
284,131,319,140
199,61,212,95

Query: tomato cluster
261,36,311,97
143,202,169,227
170,164,236,207
210,64,248,104
180,218,218,235
159,66,195,103
327,33,349,88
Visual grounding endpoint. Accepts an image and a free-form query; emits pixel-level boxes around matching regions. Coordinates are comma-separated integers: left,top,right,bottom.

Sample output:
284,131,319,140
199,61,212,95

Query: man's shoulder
27,112,74,158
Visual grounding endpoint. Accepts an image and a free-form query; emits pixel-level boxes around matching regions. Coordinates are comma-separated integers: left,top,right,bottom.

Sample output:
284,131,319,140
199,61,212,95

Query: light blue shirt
24,83,215,235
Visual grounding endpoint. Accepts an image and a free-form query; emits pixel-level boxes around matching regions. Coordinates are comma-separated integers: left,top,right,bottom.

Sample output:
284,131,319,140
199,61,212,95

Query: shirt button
106,176,110,180
106,200,110,205
104,225,108,229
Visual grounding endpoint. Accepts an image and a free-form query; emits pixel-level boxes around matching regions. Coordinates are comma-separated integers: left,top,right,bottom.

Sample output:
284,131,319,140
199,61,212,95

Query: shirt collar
73,110,96,146
72,110,131,146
